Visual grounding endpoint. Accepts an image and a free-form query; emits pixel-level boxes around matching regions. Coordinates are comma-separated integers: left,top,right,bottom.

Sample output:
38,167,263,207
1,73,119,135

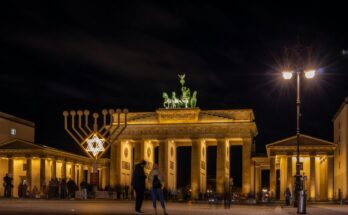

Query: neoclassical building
259,134,335,201
109,108,257,198
1,97,348,201
0,112,108,197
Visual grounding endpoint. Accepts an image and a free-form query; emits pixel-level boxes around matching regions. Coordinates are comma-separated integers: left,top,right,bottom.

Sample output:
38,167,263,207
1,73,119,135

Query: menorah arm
64,116,82,145
71,114,84,140
78,113,88,136
85,114,92,133
109,111,127,143
98,112,107,134
108,112,121,141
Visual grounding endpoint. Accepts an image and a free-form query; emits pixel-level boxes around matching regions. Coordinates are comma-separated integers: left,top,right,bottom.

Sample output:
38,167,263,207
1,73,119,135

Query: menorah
63,108,128,160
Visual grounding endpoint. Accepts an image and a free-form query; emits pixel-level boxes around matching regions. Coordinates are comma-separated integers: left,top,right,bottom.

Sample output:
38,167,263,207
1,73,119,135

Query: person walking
80,180,87,200
132,160,147,214
285,187,291,206
3,173,12,197
149,163,168,215
67,178,77,199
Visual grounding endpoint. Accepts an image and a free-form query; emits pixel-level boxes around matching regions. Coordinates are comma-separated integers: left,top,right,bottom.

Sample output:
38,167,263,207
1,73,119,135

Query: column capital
309,152,317,157
216,138,228,142
243,137,253,143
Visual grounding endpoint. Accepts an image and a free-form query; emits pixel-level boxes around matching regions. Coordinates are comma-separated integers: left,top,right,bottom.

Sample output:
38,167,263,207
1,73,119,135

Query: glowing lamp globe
282,71,293,80
305,70,316,79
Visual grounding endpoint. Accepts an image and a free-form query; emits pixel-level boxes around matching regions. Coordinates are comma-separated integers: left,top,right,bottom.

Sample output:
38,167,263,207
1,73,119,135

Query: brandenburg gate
108,75,257,198
110,108,257,198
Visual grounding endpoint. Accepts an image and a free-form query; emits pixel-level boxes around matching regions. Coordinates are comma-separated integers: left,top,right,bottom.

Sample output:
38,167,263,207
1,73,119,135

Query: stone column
8,156,14,177
327,156,334,201
242,138,252,195
79,164,84,184
255,165,261,199
287,156,293,193
310,156,316,201
26,157,32,188
62,160,66,179
134,139,155,182
105,164,110,187
40,158,46,190
280,156,288,200
159,139,176,190
110,140,132,187
8,157,14,197
191,139,207,199
52,159,56,179
269,157,276,199
110,141,119,187
71,163,76,181
216,139,229,194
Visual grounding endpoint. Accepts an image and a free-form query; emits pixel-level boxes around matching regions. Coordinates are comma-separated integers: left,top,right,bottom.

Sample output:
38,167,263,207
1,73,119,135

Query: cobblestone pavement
1,199,348,215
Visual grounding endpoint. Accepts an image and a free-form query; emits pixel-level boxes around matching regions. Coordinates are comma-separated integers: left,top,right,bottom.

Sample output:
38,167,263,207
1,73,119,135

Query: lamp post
282,69,315,208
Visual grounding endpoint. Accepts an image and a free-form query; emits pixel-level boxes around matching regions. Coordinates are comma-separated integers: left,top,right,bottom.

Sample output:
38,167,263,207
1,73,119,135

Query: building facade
1,97,348,201
260,135,335,201
0,112,107,197
333,97,348,200
109,108,257,198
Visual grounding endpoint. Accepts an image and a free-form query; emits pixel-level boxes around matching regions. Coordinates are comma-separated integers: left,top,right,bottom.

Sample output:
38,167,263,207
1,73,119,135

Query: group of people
132,160,168,215
2,173,89,200
46,178,82,199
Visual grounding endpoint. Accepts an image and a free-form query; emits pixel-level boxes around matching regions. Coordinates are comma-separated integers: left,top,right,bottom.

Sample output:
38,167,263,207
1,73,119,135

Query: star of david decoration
86,134,105,157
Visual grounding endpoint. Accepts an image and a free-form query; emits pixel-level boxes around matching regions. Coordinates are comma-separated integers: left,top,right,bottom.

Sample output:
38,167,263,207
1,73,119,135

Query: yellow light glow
282,71,293,80
305,70,316,79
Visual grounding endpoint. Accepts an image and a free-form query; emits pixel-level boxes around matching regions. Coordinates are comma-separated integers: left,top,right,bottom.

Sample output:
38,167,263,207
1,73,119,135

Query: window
10,128,16,136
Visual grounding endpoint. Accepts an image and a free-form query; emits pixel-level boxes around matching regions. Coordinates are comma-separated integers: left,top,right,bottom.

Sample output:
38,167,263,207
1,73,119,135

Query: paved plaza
1,200,348,215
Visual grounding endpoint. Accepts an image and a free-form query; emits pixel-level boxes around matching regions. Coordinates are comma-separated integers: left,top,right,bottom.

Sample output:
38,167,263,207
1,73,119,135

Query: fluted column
52,159,56,179
8,157,14,197
105,164,110,187
79,164,84,184
71,163,76,181
110,141,119,187
159,139,176,190
191,139,207,199
134,139,155,188
269,157,276,199
110,140,132,187
255,165,261,199
242,138,252,195
279,156,288,200
216,139,229,194
287,156,293,193
327,156,334,200
40,158,46,190
8,156,14,177
26,157,32,189
62,160,66,179
310,156,316,201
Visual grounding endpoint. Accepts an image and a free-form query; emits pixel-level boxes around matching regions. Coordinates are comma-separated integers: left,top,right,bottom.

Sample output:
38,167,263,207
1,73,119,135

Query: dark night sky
1,2,348,159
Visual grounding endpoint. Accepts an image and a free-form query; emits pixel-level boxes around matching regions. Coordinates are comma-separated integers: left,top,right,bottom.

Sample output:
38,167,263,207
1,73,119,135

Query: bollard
297,190,307,214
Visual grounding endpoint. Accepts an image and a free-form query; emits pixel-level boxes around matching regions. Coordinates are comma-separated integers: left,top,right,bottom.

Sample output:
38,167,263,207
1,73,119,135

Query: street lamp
282,68,316,208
